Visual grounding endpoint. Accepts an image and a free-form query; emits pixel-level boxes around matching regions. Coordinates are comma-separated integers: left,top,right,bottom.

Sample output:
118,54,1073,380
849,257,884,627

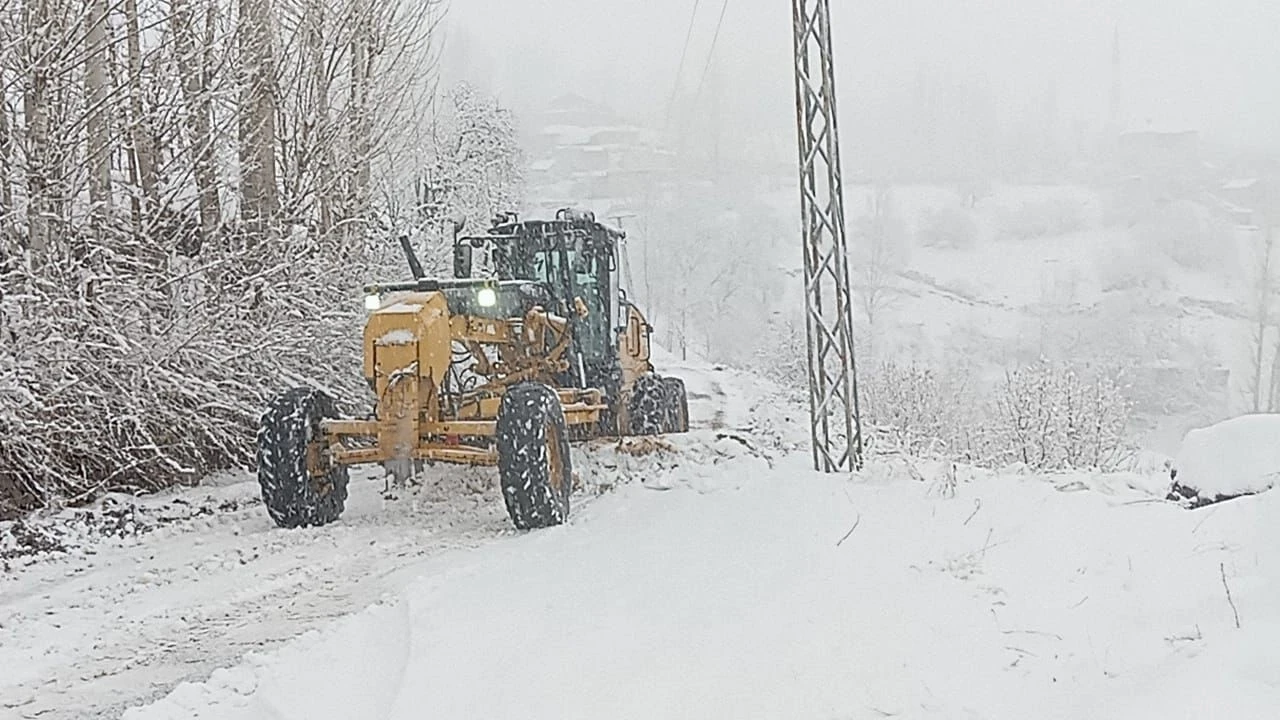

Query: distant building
539,93,619,129
1108,127,1205,206
522,94,677,217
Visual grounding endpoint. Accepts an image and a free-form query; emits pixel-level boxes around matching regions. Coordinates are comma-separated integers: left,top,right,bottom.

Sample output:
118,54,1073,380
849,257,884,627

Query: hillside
750,182,1252,454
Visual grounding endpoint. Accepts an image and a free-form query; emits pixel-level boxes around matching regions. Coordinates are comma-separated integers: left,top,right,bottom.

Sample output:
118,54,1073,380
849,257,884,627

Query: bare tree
0,14,15,224
239,0,279,238
83,0,112,225
172,0,221,247
1247,223,1277,412
22,0,55,261
852,184,908,345
123,0,158,224
344,0,375,233
403,82,522,240
0,0,470,519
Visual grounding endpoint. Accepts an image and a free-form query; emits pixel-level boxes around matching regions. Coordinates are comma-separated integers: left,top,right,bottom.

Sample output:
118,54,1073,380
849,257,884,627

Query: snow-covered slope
118,450,1277,720
4,356,1276,720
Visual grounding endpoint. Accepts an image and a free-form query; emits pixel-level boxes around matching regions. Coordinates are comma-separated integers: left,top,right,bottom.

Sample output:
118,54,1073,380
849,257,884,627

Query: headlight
364,293,381,311
477,287,497,308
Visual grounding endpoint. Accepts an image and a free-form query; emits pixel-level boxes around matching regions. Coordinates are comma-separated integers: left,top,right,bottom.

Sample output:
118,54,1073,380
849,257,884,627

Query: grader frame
320,289,608,470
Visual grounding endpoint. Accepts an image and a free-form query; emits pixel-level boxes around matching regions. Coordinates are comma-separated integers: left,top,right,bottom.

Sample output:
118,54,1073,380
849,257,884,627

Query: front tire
496,383,572,530
257,387,349,529
628,373,667,436
661,377,690,433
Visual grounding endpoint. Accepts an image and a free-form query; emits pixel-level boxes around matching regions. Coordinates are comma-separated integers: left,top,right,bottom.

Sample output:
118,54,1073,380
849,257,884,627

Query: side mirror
453,243,472,279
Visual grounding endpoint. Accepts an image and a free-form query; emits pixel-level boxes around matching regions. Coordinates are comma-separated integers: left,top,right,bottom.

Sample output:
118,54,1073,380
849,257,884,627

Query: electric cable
687,0,731,118
663,0,703,132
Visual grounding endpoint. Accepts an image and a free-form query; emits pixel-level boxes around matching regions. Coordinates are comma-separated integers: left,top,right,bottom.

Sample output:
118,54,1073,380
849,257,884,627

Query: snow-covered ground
3,354,1276,719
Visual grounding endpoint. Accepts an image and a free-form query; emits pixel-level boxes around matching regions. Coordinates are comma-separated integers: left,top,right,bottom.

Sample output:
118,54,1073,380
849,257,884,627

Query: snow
375,329,416,345
6,357,1278,720
117,448,1279,720
1171,414,1280,498
380,302,423,314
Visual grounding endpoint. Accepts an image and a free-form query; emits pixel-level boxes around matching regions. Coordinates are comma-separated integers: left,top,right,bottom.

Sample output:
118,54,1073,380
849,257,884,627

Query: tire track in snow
2,357,771,719
0,470,514,720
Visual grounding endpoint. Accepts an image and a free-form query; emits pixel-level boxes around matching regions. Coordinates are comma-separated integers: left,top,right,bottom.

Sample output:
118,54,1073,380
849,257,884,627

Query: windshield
570,249,610,361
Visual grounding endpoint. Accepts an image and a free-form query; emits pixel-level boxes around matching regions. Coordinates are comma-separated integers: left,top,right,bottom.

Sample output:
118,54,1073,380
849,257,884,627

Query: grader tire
628,373,667,436
496,383,573,530
257,387,349,529
661,377,690,433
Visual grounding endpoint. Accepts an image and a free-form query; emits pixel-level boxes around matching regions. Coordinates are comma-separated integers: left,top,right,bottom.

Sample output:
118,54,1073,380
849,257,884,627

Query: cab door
618,302,653,387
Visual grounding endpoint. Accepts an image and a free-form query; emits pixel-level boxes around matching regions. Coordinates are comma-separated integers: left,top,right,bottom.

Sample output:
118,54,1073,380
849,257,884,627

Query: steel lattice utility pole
791,0,863,472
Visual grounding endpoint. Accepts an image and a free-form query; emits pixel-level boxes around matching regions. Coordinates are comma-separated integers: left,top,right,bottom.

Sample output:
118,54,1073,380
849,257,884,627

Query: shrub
0,234,386,519
858,358,1133,471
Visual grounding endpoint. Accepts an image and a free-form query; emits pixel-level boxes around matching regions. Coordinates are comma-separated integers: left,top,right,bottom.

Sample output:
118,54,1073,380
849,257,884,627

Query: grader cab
256,209,689,530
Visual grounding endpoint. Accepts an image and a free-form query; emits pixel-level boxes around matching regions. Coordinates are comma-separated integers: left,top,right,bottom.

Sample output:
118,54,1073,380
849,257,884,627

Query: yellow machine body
316,289,610,472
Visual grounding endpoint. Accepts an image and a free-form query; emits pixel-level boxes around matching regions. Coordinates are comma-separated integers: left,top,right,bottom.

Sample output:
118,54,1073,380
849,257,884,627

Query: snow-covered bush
859,360,974,457
857,358,1133,471
0,238,378,519
992,360,1133,470
0,72,521,520
996,197,1086,241
917,206,979,249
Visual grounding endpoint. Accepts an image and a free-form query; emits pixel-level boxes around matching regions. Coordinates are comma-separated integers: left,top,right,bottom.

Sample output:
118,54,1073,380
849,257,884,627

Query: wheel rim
546,420,566,494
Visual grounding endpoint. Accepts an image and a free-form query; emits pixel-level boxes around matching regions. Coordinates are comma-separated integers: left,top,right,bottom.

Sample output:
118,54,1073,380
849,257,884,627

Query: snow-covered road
3,356,1277,719
0,463,518,719
0,356,772,719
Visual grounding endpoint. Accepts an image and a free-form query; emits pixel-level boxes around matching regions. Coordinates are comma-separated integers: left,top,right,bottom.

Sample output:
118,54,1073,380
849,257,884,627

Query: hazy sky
441,0,1280,151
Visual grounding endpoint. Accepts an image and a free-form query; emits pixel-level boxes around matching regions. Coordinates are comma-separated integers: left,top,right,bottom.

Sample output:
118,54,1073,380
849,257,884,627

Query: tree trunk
23,0,53,262
345,0,373,238
1267,318,1280,413
124,0,157,222
238,0,278,241
306,0,332,236
1251,225,1274,412
84,0,112,223
172,0,220,248
0,51,12,221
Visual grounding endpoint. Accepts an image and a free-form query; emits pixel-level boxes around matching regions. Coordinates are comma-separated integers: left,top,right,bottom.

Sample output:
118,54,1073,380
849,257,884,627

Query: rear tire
661,377,689,433
496,383,572,530
257,387,349,529
627,373,666,435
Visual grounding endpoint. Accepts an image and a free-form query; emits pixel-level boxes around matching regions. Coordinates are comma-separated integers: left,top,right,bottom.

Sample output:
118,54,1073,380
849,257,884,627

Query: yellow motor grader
256,209,689,530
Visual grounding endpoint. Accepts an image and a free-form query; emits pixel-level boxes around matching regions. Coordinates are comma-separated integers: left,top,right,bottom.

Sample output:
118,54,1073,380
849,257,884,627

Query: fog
438,0,1280,455
443,0,1280,152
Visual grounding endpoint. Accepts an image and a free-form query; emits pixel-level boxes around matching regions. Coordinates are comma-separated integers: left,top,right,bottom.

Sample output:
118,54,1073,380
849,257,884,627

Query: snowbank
1171,414,1280,501
121,451,1280,720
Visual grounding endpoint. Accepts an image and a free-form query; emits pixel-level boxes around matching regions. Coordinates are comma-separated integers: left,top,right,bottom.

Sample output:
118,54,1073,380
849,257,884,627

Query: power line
687,0,730,118
663,0,702,131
